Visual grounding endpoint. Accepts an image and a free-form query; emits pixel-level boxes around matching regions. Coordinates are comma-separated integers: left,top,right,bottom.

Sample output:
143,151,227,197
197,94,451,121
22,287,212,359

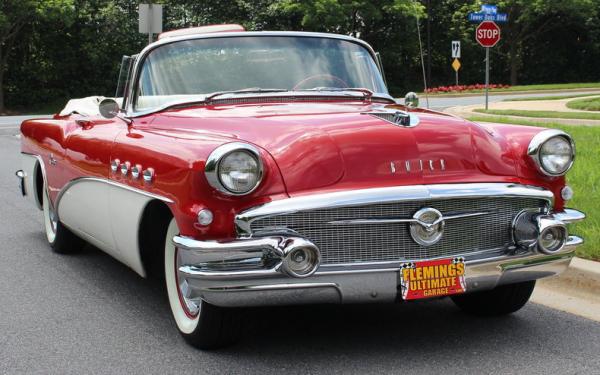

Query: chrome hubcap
48,208,58,233
174,248,200,317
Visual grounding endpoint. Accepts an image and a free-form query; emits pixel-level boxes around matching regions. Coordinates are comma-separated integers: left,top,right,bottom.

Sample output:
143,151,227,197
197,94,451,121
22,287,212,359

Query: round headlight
205,143,263,195
539,136,573,175
218,150,260,194
528,130,575,177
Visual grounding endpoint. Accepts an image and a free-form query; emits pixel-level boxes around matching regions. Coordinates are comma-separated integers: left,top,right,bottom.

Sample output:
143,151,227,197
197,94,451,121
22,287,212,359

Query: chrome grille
249,197,547,264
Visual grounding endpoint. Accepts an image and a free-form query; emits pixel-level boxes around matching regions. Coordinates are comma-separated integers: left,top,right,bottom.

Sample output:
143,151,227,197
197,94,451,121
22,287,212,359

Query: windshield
134,36,388,111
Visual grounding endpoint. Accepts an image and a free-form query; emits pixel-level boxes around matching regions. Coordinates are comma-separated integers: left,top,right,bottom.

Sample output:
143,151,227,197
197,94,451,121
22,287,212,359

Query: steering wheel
293,74,349,90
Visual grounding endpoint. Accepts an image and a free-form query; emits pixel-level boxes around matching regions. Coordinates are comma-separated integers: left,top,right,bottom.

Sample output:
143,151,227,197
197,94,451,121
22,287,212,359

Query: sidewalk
445,99,600,126
533,257,600,322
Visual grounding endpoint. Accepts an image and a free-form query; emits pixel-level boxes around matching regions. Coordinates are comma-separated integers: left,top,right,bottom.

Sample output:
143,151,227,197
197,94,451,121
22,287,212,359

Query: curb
540,257,600,294
443,106,600,127
421,87,600,99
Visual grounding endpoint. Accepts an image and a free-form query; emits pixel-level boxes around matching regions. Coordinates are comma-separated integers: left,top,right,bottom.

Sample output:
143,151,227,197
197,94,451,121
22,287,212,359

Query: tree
454,0,596,85
0,0,73,112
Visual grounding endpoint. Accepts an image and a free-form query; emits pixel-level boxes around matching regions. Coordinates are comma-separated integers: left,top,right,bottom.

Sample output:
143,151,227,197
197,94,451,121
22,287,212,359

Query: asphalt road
2,110,600,374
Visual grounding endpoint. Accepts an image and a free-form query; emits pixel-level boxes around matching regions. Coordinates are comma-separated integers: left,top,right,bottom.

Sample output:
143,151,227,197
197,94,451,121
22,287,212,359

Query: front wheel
164,219,241,349
451,280,536,316
42,180,84,253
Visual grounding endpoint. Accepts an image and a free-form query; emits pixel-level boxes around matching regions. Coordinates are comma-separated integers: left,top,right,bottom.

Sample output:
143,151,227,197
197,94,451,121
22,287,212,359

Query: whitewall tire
164,218,241,349
42,179,84,253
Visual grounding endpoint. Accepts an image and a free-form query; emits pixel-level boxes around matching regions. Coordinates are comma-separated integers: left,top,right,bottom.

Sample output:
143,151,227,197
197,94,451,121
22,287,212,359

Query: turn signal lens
561,186,574,201
197,209,213,226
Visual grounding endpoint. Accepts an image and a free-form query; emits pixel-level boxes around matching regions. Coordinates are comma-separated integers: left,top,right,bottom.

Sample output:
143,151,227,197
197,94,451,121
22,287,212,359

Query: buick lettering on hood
17,25,585,349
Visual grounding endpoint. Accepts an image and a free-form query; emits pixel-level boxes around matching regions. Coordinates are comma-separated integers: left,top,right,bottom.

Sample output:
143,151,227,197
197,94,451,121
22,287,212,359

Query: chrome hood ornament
363,108,420,127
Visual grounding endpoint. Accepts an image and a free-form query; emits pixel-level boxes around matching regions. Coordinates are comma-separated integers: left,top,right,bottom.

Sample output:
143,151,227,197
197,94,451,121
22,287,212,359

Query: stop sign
475,21,501,47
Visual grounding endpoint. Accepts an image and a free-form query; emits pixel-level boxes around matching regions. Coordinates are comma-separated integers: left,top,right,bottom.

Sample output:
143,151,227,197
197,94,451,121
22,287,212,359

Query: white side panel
57,180,116,256
21,154,42,210
56,178,165,277
108,185,152,277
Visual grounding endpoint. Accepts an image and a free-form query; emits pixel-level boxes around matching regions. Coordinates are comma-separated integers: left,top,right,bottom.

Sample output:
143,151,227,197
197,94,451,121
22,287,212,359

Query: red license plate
399,257,467,300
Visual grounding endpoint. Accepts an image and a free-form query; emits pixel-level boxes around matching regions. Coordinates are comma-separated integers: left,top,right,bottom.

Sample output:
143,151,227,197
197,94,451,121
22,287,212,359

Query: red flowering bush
425,84,510,93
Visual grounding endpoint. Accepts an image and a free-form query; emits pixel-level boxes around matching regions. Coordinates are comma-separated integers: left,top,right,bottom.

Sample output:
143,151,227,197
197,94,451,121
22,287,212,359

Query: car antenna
413,0,430,109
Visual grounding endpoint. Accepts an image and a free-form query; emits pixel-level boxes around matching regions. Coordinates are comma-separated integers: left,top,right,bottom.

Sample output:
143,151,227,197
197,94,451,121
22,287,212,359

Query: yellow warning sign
452,58,461,72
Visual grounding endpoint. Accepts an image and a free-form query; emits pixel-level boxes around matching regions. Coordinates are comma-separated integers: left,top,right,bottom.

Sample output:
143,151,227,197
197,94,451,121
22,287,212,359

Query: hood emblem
410,208,445,246
390,159,446,174
363,109,419,127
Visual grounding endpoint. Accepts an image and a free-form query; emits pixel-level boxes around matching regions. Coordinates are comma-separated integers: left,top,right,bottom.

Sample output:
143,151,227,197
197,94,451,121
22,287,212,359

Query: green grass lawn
504,94,600,102
466,115,600,261
425,82,600,96
473,108,600,120
566,96,600,111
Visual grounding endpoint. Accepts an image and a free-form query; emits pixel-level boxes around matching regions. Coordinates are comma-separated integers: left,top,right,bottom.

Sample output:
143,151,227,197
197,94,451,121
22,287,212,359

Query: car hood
146,102,519,194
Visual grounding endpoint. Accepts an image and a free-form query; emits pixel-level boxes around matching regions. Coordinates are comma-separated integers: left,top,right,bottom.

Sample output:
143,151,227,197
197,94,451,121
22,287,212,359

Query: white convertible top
59,96,123,117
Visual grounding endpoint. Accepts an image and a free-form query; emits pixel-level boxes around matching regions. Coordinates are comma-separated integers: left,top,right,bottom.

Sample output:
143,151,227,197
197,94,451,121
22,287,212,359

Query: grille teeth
249,198,547,265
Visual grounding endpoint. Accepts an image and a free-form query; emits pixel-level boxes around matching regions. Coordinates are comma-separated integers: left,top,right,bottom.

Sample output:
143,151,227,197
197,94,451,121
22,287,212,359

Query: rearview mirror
404,92,419,108
99,98,120,119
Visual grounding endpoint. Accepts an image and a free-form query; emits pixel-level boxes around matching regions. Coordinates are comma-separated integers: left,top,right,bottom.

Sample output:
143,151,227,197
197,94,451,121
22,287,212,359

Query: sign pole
485,47,490,110
139,4,162,45
148,4,153,45
456,70,459,86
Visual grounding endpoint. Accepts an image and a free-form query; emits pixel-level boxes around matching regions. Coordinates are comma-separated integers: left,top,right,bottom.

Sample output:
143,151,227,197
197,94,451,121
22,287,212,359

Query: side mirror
99,98,120,119
404,92,419,108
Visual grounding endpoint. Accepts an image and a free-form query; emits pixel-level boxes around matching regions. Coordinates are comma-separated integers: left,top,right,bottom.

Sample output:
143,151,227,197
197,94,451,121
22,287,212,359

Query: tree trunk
508,43,519,86
0,46,4,114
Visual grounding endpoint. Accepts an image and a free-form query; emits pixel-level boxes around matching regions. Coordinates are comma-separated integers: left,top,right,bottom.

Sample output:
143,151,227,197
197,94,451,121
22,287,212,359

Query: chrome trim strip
55,177,174,219
554,208,586,224
174,235,282,254
327,211,490,226
235,183,554,235
200,282,340,293
179,266,281,280
125,31,392,117
527,129,575,177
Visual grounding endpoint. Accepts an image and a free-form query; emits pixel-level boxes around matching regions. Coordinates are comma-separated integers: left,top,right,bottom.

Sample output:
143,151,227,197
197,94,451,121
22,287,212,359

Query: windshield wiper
296,87,374,100
204,88,288,102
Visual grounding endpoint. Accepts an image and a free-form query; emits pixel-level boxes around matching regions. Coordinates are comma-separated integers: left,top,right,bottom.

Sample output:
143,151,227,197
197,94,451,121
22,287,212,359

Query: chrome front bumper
173,209,584,307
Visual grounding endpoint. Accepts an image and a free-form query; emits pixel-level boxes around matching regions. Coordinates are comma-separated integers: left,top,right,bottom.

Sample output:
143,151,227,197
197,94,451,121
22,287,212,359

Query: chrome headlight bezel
527,129,575,177
205,143,264,195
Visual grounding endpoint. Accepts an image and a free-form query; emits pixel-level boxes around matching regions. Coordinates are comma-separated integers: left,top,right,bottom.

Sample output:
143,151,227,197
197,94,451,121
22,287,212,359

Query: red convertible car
18,25,584,349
